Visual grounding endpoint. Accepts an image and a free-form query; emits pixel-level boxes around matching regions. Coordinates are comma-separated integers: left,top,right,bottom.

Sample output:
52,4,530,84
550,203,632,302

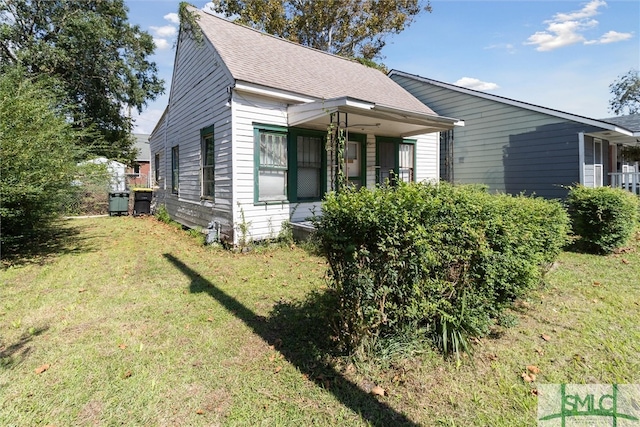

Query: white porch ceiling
287,97,463,138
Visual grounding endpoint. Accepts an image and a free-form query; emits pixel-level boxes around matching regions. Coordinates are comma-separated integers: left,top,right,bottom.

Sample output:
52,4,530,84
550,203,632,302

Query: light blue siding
391,74,608,199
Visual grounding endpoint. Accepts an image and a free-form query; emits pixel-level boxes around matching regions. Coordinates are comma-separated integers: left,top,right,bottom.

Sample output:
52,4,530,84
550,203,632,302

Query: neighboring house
389,71,640,199
127,133,151,188
84,157,127,192
149,9,459,245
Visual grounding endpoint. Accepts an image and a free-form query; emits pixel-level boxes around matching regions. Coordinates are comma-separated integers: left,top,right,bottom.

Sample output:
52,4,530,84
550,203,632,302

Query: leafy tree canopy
0,0,164,163
609,69,640,116
207,0,430,61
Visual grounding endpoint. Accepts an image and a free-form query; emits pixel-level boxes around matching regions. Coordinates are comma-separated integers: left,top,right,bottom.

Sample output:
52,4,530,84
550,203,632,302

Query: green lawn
1,217,639,426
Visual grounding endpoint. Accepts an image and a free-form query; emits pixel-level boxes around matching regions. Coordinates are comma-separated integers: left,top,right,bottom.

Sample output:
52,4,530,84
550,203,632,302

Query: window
254,126,328,203
201,126,214,198
154,153,160,183
295,132,324,200
256,127,288,202
376,137,415,185
171,145,179,194
133,164,140,175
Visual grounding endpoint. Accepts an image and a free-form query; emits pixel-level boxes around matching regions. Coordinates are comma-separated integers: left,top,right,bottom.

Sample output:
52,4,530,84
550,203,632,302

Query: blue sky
125,0,640,134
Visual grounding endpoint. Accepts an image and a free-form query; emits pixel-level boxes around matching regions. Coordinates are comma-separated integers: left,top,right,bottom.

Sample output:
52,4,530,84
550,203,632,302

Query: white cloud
594,30,633,44
484,43,517,54
164,12,179,24
150,25,177,38
153,38,170,50
523,0,630,51
454,77,500,91
132,108,166,134
553,0,606,21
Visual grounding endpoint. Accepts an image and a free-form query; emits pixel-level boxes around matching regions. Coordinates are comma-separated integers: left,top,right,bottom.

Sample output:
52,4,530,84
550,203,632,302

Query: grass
1,217,639,426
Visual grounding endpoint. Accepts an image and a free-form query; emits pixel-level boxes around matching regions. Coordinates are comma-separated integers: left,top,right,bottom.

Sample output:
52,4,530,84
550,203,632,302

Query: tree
0,0,164,162
207,0,430,61
0,66,86,238
609,69,640,116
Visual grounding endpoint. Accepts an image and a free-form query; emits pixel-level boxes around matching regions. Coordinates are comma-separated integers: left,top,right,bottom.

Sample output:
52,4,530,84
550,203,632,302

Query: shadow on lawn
1,220,98,268
164,253,420,427
0,326,49,370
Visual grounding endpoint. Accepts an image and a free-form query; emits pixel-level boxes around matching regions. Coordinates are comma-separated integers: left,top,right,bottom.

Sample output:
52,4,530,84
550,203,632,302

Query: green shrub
567,185,639,254
154,205,172,224
314,182,569,358
0,66,87,238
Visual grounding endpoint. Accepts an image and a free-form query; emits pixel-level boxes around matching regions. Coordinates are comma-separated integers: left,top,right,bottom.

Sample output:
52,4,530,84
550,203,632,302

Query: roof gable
194,9,437,116
389,70,638,136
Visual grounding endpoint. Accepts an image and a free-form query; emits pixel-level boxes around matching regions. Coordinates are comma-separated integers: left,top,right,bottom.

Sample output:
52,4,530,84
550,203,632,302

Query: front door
594,138,603,187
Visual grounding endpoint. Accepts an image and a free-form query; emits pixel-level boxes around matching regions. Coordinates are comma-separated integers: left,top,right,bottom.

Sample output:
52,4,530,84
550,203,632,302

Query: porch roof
590,114,640,146
287,96,463,138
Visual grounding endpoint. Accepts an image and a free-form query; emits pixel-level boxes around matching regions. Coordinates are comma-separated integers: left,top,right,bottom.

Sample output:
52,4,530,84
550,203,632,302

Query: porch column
578,131,585,185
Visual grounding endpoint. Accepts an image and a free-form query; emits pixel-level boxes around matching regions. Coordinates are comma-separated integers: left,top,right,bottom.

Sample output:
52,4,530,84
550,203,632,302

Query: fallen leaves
371,385,386,396
35,364,50,374
196,409,204,415
540,334,551,342
122,370,132,379
526,365,540,374
521,372,535,383
118,344,127,350
521,365,541,383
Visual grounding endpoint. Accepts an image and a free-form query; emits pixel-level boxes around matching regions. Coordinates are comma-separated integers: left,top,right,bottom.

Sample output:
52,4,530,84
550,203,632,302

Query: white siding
392,74,587,199
151,31,236,239
414,132,439,183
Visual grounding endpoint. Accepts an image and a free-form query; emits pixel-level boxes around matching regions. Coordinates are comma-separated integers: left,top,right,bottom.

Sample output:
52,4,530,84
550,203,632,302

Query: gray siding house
389,70,640,199
150,9,459,245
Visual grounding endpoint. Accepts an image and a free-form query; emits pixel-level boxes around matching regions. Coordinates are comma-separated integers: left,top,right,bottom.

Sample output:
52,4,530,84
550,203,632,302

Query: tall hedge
0,67,85,238
567,185,639,254
314,182,570,355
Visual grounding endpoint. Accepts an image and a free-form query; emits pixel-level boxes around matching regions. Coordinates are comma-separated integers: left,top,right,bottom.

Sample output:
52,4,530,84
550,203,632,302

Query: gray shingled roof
195,9,438,116
600,114,640,133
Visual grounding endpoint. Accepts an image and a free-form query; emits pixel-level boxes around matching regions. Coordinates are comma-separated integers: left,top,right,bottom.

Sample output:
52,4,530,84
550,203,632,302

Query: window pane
154,153,160,182
297,135,321,199
261,132,287,168
298,167,320,198
202,134,214,197
204,136,214,166
171,146,179,193
259,170,287,201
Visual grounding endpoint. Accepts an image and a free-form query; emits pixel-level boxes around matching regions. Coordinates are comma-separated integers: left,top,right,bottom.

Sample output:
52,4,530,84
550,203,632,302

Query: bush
567,185,639,254
314,182,569,358
0,66,86,238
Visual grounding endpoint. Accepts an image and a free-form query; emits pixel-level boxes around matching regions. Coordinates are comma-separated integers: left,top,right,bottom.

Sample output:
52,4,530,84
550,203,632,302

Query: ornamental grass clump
314,182,569,360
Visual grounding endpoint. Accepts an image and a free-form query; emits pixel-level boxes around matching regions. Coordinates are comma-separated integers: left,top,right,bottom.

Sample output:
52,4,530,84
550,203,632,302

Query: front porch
609,171,640,195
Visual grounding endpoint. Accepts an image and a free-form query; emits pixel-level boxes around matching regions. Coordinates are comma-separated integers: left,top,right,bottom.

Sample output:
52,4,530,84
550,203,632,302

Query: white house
150,8,460,245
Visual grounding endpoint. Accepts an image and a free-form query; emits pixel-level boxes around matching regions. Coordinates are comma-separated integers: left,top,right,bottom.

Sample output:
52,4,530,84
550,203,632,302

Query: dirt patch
76,400,104,425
